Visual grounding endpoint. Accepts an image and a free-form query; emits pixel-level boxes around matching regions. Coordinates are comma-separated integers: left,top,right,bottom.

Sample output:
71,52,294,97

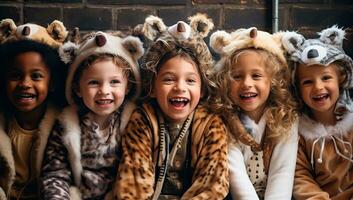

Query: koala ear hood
0,18,17,43
122,36,144,61
209,30,231,54
319,25,345,49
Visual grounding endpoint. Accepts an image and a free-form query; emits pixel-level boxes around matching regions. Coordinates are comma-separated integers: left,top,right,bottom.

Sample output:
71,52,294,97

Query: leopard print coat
114,102,229,200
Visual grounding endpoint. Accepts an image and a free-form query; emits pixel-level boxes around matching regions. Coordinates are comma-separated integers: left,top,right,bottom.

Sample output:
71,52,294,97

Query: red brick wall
0,0,352,56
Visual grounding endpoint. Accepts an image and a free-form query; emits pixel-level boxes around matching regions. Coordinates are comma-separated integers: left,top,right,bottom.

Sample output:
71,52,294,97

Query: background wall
0,0,352,56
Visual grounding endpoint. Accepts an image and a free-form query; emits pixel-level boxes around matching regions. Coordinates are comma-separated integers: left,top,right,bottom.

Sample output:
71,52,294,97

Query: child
209,28,299,200
0,19,68,199
40,31,144,199
114,14,229,200
282,26,353,199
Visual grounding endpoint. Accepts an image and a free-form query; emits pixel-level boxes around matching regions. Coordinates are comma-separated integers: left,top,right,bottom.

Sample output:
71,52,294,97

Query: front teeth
312,94,328,99
170,97,188,102
96,100,113,104
240,93,257,98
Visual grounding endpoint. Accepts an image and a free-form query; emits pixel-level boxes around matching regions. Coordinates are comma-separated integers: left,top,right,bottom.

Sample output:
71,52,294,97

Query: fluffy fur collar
0,105,59,195
60,102,136,187
239,113,267,144
299,112,353,140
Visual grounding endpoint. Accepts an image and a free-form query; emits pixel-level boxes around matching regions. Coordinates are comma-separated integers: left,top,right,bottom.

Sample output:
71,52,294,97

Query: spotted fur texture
114,103,229,200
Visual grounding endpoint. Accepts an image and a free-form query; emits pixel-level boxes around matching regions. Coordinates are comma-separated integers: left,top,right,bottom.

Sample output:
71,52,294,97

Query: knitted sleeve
181,115,229,200
40,121,71,200
114,108,155,200
293,136,330,200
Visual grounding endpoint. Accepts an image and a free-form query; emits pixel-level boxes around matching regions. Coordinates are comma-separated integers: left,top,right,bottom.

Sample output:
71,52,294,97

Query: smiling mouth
15,93,36,101
169,97,189,108
239,93,257,99
312,94,329,101
95,99,113,105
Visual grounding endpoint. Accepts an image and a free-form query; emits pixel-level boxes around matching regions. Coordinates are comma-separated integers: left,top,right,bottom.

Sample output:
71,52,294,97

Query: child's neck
14,103,47,130
312,110,336,125
90,113,111,130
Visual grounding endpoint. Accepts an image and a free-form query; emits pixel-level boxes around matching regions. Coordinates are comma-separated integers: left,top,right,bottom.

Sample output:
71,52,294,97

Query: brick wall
0,0,352,56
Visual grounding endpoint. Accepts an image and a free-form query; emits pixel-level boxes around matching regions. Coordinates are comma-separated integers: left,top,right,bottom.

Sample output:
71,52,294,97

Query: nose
313,79,324,90
242,75,253,88
18,76,32,89
98,83,110,95
173,80,186,93
307,49,319,59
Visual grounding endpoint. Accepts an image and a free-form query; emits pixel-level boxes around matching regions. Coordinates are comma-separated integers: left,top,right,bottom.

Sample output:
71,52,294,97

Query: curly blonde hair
211,48,298,143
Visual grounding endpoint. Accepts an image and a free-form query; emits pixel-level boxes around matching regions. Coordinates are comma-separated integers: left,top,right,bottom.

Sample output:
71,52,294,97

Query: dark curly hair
0,39,67,114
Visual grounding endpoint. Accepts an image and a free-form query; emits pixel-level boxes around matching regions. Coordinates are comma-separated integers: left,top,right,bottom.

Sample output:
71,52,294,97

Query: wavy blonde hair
210,48,298,143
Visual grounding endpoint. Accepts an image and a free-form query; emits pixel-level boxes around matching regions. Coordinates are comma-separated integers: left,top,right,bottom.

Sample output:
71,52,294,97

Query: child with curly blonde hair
282,26,353,200
210,28,298,200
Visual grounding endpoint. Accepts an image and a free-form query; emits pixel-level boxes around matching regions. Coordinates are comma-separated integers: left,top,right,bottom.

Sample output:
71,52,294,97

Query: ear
0,18,17,43
209,30,231,54
121,36,144,61
188,13,214,38
319,25,345,48
68,27,81,44
47,20,68,43
58,41,79,64
280,31,305,54
143,15,167,41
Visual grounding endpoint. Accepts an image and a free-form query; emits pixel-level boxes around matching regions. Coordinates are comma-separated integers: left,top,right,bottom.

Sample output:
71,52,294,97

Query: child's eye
88,80,99,85
322,75,332,81
186,78,196,84
162,77,174,84
31,72,44,80
111,79,121,84
302,80,312,85
232,74,241,80
252,73,262,80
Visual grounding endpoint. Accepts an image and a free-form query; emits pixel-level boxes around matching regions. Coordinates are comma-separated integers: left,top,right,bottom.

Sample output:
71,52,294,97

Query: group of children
0,13,351,200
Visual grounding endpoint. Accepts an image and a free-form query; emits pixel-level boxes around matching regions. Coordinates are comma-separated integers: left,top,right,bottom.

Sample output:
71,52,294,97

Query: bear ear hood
319,25,345,49
63,31,144,105
0,18,68,49
143,15,167,41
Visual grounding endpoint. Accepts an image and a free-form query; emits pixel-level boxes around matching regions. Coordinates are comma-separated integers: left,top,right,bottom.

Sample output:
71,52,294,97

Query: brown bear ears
142,13,214,41
0,18,68,44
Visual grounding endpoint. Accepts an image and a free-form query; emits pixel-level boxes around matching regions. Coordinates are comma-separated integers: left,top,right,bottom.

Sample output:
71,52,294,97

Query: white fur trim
143,15,167,41
60,106,82,186
35,105,60,177
299,112,353,140
0,186,6,200
69,186,82,200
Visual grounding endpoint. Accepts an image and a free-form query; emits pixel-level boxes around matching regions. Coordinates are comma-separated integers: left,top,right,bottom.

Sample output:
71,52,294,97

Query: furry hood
281,26,353,116
59,31,144,105
210,27,287,67
142,13,214,82
0,18,68,49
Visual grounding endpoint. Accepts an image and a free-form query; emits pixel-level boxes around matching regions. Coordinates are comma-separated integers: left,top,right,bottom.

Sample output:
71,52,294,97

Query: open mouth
169,97,189,108
239,92,257,100
14,93,36,102
95,99,113,105
312,94,329,101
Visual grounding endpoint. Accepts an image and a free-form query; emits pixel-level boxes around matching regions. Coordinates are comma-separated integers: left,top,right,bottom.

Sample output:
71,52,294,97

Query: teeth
313,94,328,99
16,93,35,98
170,97,188,102
96,100,112,104
240,93,256,98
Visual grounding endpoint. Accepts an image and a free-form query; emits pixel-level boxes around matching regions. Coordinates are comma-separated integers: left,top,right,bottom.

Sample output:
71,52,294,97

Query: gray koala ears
319,25,345,49
142,13,214,41
281,31,305,54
